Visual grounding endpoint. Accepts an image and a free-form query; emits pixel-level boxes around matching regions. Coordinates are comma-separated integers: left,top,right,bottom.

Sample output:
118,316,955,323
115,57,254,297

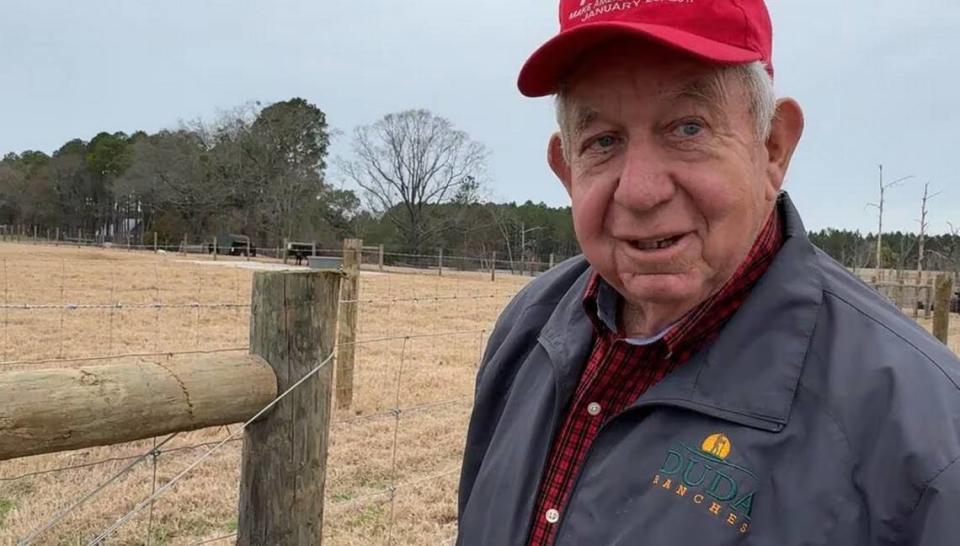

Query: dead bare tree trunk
917,182,942,285
868,165,914,282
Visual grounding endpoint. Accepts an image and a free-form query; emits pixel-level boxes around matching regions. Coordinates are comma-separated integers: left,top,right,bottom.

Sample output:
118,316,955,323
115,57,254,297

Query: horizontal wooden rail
0,352,277,461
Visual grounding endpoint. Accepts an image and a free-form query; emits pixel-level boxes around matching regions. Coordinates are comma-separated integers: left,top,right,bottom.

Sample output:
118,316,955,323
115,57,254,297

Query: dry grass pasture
0,242,528,545
2,242,960,546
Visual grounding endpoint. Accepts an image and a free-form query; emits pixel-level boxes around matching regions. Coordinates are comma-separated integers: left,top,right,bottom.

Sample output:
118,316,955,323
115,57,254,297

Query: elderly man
456,1,960,545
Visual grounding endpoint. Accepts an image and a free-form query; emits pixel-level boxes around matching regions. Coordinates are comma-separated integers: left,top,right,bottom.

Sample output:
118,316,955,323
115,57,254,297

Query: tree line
4,97,955,274
0,99,578,264
809,228,960,275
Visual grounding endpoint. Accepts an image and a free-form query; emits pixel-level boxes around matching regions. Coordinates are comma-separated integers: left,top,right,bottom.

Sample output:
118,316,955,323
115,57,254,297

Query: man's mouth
629,233,686,251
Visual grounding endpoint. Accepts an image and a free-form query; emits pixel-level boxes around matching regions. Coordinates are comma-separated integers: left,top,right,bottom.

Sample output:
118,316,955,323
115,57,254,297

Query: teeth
634,235,680,251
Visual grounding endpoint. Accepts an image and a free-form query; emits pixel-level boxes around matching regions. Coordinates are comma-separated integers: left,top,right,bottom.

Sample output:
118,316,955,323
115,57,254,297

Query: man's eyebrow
572,105,600,137
662,74,729,115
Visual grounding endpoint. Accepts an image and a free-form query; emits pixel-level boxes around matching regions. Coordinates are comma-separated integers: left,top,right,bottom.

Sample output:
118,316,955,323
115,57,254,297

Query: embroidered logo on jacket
651,433,757,534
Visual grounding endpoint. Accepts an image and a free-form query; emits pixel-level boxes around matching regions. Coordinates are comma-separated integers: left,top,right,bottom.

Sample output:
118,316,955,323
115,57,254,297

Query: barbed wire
333,396,473,427
327,467,462,511
190,465,468,546
0,438,245,483
354,329,487,345
339,293,514,305
5,328,483,544
17,433,181,546
187,534,237,545
385,337,409,545
0,241,504,544
83,350,338,545
11,328,480,542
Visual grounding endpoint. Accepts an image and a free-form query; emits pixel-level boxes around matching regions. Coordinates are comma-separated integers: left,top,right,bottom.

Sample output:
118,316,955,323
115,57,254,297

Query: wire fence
0,228,570,278
0,238,530,545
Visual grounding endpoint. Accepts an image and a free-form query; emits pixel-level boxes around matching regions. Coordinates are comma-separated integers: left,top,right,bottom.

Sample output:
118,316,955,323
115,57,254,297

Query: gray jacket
457,194,960,545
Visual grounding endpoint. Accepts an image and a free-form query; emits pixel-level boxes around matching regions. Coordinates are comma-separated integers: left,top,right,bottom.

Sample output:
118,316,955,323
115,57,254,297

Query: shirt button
587,402,602,416
545,508,560,524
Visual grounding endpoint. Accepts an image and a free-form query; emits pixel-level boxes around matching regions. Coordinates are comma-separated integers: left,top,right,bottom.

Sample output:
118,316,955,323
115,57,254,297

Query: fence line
2,232,563,267
0,438,245,483
188,534,237,546
17,433,181,546
83,350,336,545
331,467,462,512
7,325,486,543
0,240,515,544
1,235,569,278
339,293,514,306
333,396,473,427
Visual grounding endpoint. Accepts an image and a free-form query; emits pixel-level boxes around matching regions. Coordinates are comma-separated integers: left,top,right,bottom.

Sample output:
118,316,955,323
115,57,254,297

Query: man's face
550,43,789,314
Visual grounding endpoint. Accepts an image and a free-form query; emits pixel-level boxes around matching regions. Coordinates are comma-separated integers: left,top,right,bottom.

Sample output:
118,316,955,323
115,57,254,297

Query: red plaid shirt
527,210,784,546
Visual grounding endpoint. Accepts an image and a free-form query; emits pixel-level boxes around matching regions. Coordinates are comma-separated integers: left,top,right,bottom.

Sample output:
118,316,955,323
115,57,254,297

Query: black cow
287,243,314,266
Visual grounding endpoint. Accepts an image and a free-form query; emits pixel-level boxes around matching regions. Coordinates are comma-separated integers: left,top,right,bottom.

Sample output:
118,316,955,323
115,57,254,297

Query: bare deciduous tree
866,164,913,280
338,109,488,253
916,182,942,284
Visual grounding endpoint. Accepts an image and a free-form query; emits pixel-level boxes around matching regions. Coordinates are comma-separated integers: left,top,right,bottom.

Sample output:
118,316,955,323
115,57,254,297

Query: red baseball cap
518,0,773,97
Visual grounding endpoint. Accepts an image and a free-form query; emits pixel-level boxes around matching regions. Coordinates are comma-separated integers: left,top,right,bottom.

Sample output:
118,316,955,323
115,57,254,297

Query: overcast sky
2,1,957,234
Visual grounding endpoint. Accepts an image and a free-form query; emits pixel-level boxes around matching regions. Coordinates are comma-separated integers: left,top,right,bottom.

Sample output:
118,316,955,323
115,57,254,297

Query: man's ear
764,98,804,197
548,133,573,196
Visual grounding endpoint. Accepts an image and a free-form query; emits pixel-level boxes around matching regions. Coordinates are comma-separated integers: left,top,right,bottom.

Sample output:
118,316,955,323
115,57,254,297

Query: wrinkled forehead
559,41,743,129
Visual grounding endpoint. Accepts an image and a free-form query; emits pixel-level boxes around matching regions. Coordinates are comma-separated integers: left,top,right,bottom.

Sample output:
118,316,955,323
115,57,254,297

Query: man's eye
595,135,617,148
584,134,620,154
673,122,703,138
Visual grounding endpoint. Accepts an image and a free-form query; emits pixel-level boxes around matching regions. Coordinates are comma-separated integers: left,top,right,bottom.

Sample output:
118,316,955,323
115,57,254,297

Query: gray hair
555,61,776,159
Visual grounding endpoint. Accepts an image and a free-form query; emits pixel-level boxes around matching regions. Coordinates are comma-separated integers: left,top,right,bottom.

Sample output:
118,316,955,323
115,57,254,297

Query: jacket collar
538,193,822,432
538,264,597,406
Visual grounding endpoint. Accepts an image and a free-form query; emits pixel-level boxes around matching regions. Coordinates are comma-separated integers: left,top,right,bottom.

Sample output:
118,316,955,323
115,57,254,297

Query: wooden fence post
378,244,385,272
55,227,60,246
238,270,341,545
933,274,952,345
549,253,555,270
212,237,218,261
32,225,37,239
282,238,289,264
153,232,158,253
438,248,444,277
914,283,921,319
491,251,497,282
336,238,362,410
926,279,934,319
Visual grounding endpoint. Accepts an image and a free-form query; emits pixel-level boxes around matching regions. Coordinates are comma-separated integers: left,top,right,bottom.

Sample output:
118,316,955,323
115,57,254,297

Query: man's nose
612,142,675,211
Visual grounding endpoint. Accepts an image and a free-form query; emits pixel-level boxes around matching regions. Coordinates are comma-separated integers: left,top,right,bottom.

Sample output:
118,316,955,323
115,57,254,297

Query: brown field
0,242,529,545
2,243,960,546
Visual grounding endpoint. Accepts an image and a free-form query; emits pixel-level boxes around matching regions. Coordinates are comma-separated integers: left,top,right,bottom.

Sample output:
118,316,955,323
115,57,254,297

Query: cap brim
518,21,763,97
